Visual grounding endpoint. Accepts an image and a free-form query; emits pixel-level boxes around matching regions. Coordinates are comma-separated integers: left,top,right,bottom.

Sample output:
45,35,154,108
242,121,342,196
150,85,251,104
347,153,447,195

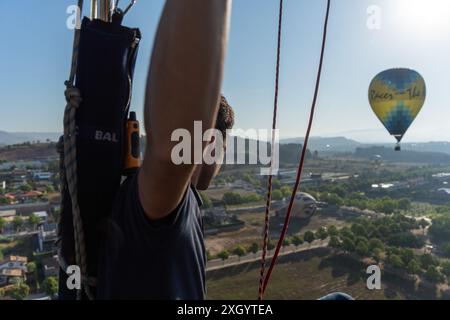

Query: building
0,256,28,272
0,202,51,216
18,191,44,203
36,223,57,253
0,210,16,219
0,269,25,287
33,172,53,181
204,207,229,226
33,211,48,223
0,256,28,287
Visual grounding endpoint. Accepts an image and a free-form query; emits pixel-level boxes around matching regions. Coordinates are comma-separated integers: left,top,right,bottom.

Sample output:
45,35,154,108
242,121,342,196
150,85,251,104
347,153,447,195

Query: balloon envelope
369,68,426,142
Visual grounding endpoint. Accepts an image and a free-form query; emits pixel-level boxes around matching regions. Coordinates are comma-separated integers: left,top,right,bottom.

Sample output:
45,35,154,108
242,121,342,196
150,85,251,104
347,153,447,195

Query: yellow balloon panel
368,68,426,141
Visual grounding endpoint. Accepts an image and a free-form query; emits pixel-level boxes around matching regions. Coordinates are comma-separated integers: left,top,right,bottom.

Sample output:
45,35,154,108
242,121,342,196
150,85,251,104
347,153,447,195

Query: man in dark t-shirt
97,0,233,300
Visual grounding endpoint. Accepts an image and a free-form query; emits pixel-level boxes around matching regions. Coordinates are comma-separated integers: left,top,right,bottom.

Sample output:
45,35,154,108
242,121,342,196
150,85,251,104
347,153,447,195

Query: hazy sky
1,0,449,143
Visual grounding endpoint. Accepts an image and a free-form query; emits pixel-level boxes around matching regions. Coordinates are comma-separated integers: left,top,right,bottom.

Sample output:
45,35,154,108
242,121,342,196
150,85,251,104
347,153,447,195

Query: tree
322,193,343,206
0,287,5,298
291,235,304,246
356,241,369,256
304,231,315,245
218,250,230,261
388,254,404,269
41,277,59,298
377,225,389,238
272,189,284,201
281,186,292,198
406,259,421,275
282,238,291,247
441,261,450,277
233,245,247,258
222,192,242,205
329,236,340,250
425,266,445,284
419,219,430,229
27,262,36,274
369,238,384,253
9,283,30,300
29,214,40,230
372,248,383,263
10,277,23,286
13,216,23,232
206,250,212,261
387,232,424,249
20,184,32,192
420,254,438,270
45,185,55,194
351,224,367,237
243,193,262,203
0,217,5,233
327,225,338,237
441,243,450,259
339,227,355,241
0,249,3,261
398,198,411,211
342,237,355,253
200,193,213,209
249,243,259,254
429,216,450,244
316,227,328,241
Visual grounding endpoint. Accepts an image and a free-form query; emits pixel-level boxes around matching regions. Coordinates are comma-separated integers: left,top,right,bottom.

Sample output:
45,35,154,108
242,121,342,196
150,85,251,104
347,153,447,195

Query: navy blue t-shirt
97,174,206,300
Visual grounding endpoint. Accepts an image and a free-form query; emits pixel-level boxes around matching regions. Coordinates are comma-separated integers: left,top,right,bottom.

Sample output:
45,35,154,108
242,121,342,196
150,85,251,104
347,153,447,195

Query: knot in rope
64,86,82,108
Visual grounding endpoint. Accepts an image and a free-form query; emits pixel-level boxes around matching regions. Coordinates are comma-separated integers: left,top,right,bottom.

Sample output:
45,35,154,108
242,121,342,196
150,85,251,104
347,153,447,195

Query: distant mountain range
0,131,61,146
2,131,450,157
280,137,450,155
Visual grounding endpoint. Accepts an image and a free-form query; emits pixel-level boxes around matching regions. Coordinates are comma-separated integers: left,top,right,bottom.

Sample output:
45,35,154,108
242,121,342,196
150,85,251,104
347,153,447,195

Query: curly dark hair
216,95,235,139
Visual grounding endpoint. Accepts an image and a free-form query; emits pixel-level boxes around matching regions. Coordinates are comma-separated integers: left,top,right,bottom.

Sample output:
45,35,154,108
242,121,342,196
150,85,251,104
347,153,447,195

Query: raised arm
138,0,231,220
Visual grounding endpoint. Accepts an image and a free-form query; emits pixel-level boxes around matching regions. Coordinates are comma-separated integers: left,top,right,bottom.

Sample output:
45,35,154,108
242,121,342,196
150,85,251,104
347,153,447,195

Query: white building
33,211,48,222
33,172,53,181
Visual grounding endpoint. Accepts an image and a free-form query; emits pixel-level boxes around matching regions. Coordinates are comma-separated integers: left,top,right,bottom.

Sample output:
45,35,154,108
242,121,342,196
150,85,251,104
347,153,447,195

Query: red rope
258,0,284,301
260,0,331,299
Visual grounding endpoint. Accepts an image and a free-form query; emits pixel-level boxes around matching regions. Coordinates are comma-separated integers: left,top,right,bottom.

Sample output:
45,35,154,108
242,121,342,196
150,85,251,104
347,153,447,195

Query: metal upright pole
90,0,98,20
99,0,111,22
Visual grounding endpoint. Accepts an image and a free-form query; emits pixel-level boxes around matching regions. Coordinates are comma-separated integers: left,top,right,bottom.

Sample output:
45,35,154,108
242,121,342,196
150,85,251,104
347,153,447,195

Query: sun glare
394,0,450,37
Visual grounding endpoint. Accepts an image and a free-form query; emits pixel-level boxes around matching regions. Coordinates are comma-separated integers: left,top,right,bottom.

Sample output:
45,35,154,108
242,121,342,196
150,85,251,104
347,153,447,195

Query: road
206,240,329,271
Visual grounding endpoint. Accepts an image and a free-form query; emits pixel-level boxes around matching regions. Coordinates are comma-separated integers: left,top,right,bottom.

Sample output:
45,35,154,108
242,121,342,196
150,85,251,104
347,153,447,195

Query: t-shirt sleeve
115,173,192,235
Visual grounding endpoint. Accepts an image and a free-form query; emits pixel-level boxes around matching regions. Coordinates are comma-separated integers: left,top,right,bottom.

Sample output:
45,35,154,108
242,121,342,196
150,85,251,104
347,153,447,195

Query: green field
207,248,443,300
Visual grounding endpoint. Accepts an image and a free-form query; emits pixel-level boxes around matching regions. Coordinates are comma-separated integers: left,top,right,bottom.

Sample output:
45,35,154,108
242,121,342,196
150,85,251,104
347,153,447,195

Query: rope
258,0,284,301
61,0,95,300
260,0,331,299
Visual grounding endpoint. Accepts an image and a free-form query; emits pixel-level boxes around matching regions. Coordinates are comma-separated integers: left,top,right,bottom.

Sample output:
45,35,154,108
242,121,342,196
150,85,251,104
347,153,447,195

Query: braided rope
61,0,95,300
258,0,284,301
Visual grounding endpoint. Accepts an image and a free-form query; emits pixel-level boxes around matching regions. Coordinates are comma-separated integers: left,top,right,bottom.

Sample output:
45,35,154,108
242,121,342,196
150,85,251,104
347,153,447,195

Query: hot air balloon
369,68,426,151
275,193,318,220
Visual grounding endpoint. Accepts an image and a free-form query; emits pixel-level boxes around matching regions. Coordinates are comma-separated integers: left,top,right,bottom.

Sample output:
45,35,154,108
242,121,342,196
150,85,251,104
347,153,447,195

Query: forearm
144,0,231,159
139,0,231,219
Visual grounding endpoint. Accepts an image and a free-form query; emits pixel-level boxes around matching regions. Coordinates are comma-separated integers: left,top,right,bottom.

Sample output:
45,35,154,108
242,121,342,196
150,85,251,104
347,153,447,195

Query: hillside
0,131,60,146
0,143,58,161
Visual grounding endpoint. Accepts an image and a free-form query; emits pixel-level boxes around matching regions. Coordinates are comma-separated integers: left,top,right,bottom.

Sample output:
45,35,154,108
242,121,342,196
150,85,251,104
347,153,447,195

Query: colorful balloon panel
369,68,426,142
